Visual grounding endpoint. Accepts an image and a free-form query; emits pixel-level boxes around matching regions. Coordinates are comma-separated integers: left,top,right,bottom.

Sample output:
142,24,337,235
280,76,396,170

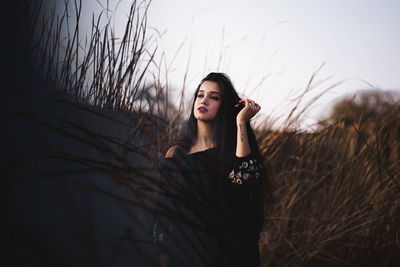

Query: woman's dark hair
177,72,239,155
176,72,258,158
175,72,272,228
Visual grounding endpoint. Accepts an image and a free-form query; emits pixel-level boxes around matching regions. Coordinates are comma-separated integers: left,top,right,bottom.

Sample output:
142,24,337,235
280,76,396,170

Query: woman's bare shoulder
165,145,178,158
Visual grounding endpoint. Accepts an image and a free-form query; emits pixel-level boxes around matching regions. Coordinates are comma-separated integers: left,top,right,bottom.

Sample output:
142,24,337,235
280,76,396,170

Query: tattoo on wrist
239,124,245,142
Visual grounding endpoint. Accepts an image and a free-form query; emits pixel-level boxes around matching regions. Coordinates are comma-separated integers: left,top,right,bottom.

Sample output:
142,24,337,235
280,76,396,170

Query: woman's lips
197,107,208,112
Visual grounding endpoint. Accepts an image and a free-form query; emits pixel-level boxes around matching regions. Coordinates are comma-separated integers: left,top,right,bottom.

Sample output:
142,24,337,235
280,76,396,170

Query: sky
56,0,400,129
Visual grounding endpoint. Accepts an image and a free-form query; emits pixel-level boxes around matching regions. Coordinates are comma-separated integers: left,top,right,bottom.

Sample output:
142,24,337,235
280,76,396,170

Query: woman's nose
201,97,208,105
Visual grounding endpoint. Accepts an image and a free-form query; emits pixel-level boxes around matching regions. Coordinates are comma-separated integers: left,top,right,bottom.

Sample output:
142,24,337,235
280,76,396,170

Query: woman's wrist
236,119,248,126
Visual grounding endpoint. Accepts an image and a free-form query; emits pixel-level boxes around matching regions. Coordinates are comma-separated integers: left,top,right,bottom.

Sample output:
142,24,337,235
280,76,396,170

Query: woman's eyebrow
198,89,220,95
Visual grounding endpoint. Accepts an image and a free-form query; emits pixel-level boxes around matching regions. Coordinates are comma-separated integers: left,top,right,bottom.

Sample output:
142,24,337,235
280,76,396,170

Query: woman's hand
235,99,261,125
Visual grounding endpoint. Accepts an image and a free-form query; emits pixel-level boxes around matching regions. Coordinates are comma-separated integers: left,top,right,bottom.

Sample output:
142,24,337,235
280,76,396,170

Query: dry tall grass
259,93,400,266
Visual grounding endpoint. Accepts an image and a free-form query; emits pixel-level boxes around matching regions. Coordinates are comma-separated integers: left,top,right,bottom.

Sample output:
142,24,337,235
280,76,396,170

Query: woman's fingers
239,99,254,107
237,99,260,113
236,99,261,123
246,100,258,111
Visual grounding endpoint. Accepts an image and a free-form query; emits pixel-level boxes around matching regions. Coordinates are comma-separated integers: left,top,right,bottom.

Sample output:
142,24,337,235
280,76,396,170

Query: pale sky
57,0,400,129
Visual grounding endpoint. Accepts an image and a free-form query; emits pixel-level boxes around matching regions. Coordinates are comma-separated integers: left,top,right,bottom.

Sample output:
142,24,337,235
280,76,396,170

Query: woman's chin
195,115,215,122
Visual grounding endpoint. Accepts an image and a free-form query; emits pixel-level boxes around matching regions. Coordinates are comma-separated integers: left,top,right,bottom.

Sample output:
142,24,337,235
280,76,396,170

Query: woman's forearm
236,121,251,157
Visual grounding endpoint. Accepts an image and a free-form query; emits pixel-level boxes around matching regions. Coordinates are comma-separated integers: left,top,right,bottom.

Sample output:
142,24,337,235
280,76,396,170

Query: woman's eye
196,94,219,100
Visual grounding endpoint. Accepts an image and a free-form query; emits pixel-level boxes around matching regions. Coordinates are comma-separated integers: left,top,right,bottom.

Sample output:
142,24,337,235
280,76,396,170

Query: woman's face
193,80,221,122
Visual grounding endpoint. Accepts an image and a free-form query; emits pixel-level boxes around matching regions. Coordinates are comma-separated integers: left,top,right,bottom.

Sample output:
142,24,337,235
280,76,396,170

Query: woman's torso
158,147,260,267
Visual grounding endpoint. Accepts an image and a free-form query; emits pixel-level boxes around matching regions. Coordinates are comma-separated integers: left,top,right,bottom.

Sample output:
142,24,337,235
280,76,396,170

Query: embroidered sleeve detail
227,157,262,185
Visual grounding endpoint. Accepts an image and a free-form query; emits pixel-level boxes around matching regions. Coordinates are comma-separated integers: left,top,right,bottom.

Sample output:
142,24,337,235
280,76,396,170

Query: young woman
152,72,269,267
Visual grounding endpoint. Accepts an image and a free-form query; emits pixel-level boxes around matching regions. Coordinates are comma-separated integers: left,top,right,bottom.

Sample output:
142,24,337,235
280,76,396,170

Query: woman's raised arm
235,99,261,157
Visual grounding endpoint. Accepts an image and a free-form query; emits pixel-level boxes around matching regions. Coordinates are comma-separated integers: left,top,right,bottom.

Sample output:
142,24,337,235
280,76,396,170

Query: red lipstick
197,107,208,112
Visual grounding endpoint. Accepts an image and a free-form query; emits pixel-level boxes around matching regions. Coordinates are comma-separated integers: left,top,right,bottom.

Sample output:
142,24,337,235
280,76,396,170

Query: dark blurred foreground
1,3,164,266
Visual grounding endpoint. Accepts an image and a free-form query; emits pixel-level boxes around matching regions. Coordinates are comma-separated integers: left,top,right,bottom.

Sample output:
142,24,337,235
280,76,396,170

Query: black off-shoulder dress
152,147,263,267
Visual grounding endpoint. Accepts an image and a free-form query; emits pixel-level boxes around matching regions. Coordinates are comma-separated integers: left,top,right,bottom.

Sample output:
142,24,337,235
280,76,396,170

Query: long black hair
176,72,259,158
175,72,272,228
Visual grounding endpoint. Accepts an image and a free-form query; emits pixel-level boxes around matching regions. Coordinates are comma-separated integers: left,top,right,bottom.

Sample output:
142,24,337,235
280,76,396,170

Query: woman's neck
194,120,216,149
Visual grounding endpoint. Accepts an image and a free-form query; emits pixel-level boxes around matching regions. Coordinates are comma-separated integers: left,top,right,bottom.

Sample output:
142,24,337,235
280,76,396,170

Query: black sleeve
223,152,265,236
